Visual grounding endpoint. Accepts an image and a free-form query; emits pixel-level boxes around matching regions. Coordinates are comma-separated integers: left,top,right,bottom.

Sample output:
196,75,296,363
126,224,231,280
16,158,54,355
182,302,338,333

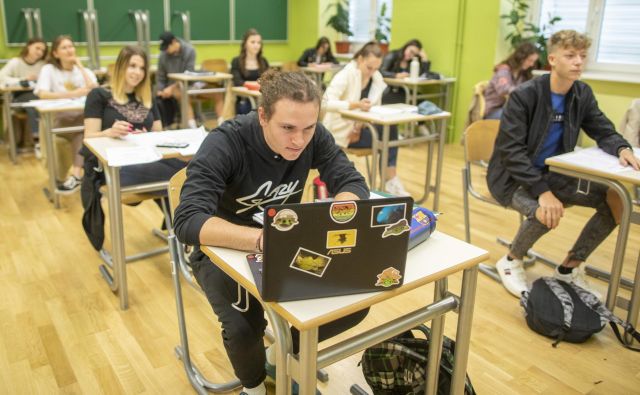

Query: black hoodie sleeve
312,124,369,199
173,130,238,246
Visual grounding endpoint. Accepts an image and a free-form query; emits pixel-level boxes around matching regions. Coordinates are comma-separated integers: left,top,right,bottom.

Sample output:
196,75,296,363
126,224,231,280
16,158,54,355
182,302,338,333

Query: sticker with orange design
375,267,403,287
329,201,358,224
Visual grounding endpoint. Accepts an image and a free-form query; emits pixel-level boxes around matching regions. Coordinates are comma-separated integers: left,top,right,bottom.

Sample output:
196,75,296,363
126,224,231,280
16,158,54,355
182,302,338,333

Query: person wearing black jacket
380,39,430,104
297,37,339,67
173,70,369,395
487,30,640,299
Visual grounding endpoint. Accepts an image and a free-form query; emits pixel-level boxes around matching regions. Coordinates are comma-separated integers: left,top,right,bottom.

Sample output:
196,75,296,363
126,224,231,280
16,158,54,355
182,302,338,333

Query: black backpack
359,325,476,395
521,277,640,349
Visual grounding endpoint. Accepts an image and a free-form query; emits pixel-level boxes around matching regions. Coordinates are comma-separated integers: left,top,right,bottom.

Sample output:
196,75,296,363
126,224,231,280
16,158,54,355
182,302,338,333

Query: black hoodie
173,112,369,252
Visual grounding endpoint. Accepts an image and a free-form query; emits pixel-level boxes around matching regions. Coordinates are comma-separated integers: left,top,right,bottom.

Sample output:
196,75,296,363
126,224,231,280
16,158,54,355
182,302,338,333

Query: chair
279,60,300,72
461,81,488,143
343,123,380,189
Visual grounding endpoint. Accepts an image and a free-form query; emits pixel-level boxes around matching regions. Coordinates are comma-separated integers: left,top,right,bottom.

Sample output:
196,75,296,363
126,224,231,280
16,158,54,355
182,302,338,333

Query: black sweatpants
190,255,370,388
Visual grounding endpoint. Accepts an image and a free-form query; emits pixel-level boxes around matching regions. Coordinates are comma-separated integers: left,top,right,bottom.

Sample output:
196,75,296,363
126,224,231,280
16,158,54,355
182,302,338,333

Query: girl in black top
230,29,270,114
297,36,339,67
380,39,430,104
81,46,186,249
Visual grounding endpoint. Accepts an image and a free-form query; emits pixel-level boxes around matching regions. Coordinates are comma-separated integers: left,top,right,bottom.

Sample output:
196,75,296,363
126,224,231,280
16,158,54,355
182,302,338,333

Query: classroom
1,0,639,394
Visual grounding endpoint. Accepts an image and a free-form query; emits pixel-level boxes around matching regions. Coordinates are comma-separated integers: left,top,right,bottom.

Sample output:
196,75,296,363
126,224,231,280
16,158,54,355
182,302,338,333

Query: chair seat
345,147,373,157
99,185,158,205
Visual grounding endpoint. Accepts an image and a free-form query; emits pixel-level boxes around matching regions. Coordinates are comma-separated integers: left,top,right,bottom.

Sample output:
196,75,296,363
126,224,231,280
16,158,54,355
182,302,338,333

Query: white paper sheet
21,97,86,108
122,127,207,155
369,105,418,115
105,146,162,166
555,147,640,173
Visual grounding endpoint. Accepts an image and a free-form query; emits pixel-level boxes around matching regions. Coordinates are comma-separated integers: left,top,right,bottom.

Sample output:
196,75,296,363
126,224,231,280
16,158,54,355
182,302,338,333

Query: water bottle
410,57,420,79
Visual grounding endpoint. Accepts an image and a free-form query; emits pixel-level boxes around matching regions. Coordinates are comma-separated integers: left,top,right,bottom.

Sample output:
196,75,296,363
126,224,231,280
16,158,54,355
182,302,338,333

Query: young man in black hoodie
173,70,369,395
487,30,639,299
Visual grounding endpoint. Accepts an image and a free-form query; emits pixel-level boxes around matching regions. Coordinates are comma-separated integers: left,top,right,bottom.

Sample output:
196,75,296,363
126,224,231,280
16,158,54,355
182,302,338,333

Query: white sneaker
554,266,603,301
58,175,82,195
34,143,42,159
495,255,529,298
384,176,410,197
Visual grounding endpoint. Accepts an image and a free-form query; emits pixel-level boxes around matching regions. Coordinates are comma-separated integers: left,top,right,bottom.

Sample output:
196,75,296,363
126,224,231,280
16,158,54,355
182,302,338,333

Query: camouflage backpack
360,325,476,395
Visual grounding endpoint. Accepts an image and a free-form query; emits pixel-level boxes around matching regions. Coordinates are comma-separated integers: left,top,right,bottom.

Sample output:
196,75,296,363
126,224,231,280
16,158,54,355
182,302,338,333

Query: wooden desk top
339,104,451,126
203,231,488,330
231,86,262,98
32,98,86,113
168,72,233,82
383,76,456,87
546,147,640,186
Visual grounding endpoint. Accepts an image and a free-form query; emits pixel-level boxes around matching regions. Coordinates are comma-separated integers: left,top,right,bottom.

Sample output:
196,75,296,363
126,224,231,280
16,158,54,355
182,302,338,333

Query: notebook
247,196,413,302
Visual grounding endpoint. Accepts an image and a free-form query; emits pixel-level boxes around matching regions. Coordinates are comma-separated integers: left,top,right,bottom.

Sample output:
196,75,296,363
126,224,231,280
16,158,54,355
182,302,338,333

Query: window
533,0,640,75
349,0,393,43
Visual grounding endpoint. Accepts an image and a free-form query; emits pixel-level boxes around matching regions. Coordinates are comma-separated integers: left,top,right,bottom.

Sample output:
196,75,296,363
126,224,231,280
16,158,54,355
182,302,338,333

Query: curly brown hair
548,30,592,53
258,70,321,120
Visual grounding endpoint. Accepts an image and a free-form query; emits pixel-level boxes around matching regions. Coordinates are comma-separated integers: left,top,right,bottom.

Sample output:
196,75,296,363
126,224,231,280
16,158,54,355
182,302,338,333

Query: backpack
360,325,476,395
521,277,640,349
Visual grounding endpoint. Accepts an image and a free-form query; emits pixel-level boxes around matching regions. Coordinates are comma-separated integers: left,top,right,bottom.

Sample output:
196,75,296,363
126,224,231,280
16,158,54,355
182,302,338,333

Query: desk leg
180,81,189,129
425,278,448,395
265,306,293,395
432,118,447,212
379,125,390,191
628,252,640,344
42,113,60,208
3,92,17,164
298,327,319,395
105,166,129,310
450,265,478,395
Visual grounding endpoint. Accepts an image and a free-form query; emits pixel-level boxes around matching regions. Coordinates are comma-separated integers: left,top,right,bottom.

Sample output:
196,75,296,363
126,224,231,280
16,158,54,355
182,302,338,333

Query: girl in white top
35,35,98,193
0,38,48,138
323,41,409,196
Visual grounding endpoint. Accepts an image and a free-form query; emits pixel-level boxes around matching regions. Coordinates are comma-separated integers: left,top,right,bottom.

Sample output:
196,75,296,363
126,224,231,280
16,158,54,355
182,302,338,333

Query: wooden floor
1,140,639,394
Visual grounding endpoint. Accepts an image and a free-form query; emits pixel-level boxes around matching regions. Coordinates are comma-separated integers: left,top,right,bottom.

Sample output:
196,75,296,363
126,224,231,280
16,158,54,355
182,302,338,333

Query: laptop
247,196,413,302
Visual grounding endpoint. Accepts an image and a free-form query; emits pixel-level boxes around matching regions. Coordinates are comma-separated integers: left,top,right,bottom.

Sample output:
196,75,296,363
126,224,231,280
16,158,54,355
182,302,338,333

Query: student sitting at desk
156,31,197,128
81,45,187,250
487,30,640,299
297,36,339,67
35,35,98,193
483,42,538,120
380,39,430,104
173,70,369,395
230,28,270,115
323,41,410,196
0,37,47,144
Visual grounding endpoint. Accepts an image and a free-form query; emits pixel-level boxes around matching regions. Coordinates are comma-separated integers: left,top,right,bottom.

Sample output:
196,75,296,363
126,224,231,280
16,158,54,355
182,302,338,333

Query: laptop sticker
271,209,299,231
375,267,403,287
382,218,411,238
371,203,407,228
246,253,263,272
329,201,358,224
326,229,357,249
289,247,332,277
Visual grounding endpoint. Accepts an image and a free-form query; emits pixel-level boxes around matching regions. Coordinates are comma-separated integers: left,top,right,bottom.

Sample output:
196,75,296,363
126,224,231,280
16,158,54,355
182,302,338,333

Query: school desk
168,72,233,128
339,104,451,211
300,64,344,88
203,231,488,395
547,147,640,345
230,86,261,110
1,85,32,163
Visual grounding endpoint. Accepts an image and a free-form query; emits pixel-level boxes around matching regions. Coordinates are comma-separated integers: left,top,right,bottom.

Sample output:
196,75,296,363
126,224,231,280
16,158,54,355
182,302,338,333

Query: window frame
531,0,640,76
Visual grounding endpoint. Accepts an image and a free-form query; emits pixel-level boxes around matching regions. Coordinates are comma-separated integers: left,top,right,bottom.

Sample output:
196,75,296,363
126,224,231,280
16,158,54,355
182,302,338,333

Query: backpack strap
567,281,640,351
541,277,574,346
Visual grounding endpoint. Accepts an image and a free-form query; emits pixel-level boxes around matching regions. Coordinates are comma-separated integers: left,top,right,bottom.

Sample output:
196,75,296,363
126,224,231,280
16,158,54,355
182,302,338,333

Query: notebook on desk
247,196,413,302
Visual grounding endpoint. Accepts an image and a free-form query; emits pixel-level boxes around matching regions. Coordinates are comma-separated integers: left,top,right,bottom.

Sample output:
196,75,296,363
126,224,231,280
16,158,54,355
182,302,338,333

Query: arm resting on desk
199,216,262,252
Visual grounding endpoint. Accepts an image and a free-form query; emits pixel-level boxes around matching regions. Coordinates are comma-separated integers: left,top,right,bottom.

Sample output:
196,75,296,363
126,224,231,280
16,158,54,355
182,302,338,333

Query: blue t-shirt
534,92,565,169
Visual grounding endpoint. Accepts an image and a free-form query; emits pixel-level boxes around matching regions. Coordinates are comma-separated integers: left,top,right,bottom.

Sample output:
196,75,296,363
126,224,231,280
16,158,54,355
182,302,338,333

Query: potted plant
501,0,561,69
374,3,391,54
325,0,353,54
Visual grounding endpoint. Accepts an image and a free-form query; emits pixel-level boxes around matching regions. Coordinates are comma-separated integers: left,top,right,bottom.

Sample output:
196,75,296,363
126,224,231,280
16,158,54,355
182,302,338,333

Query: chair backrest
463,120,500,163
464,81,489,130
619,98,640,148
168,167,188,217
279,60,300,72
201,58,228,73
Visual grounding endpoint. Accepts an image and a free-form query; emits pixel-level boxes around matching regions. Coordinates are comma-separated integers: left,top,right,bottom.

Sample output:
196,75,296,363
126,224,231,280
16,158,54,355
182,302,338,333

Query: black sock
558,265,573,274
